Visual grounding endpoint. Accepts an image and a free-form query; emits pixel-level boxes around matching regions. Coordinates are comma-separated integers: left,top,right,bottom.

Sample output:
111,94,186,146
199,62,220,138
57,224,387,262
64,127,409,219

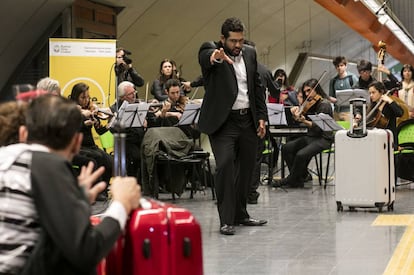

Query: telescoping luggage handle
112,121,127,177
348,98,367,138
112,120,151,210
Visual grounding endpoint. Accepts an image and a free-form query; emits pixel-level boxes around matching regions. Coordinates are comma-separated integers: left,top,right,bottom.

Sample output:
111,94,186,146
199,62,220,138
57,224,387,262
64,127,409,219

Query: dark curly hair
0,101,27,146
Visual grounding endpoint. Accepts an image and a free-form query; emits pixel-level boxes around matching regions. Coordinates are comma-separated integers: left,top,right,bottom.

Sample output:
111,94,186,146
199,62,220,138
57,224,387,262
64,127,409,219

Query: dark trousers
282,136,331,184
249,137,265,197
79,146,113,184
125,128,145,180
209,111,258,226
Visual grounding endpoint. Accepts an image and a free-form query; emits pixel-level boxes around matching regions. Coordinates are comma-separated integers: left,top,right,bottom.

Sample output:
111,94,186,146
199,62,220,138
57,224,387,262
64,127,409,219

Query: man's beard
224,44,241,57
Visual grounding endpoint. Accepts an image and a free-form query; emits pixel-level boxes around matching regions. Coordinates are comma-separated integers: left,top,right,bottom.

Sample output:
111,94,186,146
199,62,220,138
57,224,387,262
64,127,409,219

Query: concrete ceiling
0,0,73,95
111,0,384,94
1,0,412,99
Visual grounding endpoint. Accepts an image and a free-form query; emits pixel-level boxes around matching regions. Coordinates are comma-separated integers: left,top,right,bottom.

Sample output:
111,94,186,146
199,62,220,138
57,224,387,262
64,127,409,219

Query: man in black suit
198,17,268,235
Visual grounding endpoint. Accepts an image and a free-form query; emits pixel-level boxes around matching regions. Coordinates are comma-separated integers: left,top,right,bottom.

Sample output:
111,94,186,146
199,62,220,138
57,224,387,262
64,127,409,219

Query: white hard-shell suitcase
335,98,395,212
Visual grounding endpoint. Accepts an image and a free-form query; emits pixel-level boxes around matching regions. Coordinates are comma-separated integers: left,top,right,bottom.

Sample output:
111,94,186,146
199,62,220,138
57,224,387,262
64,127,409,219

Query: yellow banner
49,38,116,108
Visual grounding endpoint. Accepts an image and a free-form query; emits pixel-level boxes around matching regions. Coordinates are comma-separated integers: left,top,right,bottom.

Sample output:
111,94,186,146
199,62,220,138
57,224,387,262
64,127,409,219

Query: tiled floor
93,161,414,275
167,182,414,275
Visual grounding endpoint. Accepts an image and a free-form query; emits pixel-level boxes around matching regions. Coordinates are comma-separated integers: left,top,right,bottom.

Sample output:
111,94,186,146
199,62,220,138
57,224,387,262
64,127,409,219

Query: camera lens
123,55,132,65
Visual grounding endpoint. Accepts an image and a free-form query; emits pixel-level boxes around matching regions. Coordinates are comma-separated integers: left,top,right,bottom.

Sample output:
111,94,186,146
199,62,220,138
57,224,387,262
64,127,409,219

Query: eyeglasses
125,91,136,97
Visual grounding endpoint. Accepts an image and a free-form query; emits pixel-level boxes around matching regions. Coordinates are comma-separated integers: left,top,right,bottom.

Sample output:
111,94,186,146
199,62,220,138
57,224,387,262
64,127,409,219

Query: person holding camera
115,47,145,88
272,69,298,106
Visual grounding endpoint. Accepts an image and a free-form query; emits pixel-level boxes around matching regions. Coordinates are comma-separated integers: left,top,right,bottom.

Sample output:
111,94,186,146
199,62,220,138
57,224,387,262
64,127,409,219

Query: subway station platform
94,162,414,275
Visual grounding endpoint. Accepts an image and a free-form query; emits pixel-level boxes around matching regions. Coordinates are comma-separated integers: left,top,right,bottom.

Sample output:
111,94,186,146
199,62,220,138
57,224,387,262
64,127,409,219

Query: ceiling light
378,14,389,25
360,0,414,55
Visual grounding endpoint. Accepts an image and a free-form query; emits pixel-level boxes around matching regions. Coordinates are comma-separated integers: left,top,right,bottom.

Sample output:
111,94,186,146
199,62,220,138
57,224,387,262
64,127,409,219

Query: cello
366,41,408,128
374,41,409,126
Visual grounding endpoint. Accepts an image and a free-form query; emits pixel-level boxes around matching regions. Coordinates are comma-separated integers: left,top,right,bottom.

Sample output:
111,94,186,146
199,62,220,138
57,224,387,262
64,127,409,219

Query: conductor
198,17,268,235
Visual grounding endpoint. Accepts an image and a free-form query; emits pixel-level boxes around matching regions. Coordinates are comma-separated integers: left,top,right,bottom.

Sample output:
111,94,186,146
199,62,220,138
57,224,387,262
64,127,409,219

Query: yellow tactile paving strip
373,215,414,275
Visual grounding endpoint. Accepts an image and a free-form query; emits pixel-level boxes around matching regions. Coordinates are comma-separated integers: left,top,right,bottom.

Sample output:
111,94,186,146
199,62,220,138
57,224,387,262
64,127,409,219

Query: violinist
272,78,333,188
150,79,199,139
69,82,113,198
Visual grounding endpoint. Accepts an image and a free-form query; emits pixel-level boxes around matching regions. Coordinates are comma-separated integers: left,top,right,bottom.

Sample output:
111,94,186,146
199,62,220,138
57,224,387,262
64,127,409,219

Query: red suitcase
98,122,203,275
92,216,124,275
123,198,203,275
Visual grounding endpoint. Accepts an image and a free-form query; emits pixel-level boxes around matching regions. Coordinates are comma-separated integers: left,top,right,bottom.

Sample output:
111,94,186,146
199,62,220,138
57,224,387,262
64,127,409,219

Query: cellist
272,78,333,188
364,81,403,148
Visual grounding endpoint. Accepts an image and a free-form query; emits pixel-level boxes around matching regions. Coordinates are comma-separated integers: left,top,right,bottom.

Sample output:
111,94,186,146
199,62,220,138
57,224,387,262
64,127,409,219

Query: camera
276,78,283,85
123,55,132,65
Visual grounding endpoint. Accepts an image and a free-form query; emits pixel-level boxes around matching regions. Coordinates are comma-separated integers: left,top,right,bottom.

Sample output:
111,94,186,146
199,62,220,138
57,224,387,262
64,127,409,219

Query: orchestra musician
272,78,333,188
355,81,403,148
328,56,358,121
243,40,281,204
356,60,399,90
397,64,414,118
158,79,187,125
150,59,191,101
69,82,113,198
149,79,200,140
110,81,145,181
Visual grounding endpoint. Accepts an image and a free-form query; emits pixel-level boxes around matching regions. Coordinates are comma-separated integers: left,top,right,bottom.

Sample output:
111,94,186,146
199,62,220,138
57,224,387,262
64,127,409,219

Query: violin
293,71,327,120
176,95,189,113
299,94,322,116
95,108,114,120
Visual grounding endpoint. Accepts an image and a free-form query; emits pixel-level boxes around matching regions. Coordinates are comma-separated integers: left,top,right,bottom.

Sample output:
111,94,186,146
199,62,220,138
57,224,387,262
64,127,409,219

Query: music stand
177,103,201,126
117,102,150,128
307,113,343,131
335,89,370,108
266,103,287,126
265,103,288,192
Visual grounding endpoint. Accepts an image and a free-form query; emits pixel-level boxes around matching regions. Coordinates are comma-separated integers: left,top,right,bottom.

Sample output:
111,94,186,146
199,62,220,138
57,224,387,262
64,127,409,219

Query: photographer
115,47,145,88
272,68,297,106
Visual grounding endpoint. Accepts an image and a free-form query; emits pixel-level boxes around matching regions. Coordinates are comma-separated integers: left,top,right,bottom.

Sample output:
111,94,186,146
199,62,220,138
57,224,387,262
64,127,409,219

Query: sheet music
118,102,150,128
177,103,201,125
308,113,343,131
266,103,287,126
335,89,370,107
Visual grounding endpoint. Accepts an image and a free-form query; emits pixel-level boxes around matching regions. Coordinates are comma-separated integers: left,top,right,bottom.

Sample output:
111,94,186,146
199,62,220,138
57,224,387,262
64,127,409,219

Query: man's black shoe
286,182,304,188
220,224,235,235
238,217,267,226
272,178,289,188
304,173,313,182
247,198,258,204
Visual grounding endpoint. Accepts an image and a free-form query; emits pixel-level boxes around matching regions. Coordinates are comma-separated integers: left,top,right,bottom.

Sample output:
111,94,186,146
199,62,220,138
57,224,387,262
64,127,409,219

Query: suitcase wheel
336,202,343,212
387,201,394,211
